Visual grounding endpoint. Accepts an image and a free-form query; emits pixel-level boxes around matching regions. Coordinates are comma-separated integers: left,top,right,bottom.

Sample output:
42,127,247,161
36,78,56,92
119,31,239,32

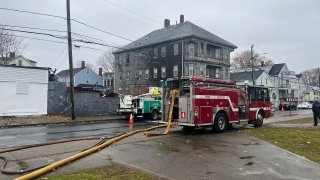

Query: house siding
74,68,103,86
0,66,48,116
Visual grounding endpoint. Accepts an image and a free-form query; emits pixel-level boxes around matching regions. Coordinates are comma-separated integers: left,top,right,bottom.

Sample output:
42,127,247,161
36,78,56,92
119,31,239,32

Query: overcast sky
1,0,319,73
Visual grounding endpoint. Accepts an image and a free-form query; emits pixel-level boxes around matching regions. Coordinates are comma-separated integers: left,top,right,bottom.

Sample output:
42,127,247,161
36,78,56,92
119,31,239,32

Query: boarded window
16,81,29,94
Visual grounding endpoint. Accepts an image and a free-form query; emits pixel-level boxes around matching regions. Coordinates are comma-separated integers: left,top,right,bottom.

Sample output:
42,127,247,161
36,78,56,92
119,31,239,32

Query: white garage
0,66,48,116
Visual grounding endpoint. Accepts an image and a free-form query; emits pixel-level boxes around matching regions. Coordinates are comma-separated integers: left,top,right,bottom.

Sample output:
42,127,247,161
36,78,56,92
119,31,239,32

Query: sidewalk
0,114,125,128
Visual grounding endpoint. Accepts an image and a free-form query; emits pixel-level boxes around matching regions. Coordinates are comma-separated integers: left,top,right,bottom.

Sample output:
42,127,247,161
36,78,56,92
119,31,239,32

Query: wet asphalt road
0,120,153,149
0,109,311,149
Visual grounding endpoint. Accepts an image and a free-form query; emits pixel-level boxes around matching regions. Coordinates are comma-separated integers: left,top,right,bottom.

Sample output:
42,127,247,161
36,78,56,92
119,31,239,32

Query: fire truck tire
253,111,264,128
213,113,228,133
151,110,159,120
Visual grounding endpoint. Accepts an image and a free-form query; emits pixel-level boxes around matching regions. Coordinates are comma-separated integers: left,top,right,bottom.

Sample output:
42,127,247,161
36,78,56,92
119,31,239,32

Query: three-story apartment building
113,15,237,95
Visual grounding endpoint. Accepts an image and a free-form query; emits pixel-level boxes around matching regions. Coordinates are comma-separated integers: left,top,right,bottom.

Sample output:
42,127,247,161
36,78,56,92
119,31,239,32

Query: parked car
279,102,297,111
297,101,312,109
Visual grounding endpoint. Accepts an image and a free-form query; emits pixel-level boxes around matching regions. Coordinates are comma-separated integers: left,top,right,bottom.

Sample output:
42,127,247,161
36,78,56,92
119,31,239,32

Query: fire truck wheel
151,110,159,120
213,113,228,133
254,111,264,128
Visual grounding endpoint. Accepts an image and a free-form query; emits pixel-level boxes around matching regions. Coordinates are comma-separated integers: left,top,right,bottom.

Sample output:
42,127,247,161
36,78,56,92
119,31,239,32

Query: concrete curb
0,116,125,129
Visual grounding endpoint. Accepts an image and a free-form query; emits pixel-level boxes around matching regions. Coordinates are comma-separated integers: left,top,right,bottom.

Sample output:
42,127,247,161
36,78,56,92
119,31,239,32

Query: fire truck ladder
144,89,178,137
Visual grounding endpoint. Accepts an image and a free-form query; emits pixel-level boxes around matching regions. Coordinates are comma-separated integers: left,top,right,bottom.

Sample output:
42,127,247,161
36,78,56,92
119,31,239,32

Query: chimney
261,61,264,67
9,52,15,59
180,14,184,23
99,67,103,76
164,19,170,28
81,61,85,68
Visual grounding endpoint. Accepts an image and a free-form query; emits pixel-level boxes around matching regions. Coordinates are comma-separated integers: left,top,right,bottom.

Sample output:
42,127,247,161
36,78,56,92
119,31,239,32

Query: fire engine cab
163,77,271,132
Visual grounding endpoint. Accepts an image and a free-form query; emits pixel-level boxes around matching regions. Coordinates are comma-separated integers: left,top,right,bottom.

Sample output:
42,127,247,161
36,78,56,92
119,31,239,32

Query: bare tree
231,50,273,69
96,49,114,73
302,68,320,87
0,27,25,65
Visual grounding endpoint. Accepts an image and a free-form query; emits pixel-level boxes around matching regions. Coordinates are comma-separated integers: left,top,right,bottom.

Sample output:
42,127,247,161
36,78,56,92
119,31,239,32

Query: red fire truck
163,77,272,132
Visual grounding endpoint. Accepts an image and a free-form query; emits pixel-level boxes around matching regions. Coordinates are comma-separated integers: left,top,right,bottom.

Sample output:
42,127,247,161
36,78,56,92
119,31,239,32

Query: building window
161,66,166,78
199,65,205,77
153,68,158,78
161,46,166,57
126,54,130,63
224,49,229,59
145,69,149,79
174,44,179,55
86,69,90,74
225,68,229,79
215,68,220,79
135,72,138,79
154,48,158,59
86,78,89,84
266,78,268,85
215,49,220,58
111,79,113,86
139,70,143,79
18,60,22,66
173,65,178,77
127,72,130,80
206,68,210,77
188,43,195,57
188,64,194,77
199,42,204,55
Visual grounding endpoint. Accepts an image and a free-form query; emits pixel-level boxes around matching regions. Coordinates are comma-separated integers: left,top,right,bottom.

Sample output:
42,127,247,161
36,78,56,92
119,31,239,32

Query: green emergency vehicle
132,94,162,120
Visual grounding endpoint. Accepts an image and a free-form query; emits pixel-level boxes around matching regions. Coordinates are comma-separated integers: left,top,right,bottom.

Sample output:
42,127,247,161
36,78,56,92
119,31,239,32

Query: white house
230,70,273,87
56,61,103,87
0,66,48,116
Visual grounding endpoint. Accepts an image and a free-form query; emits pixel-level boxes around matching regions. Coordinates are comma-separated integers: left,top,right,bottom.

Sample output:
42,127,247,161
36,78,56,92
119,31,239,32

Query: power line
101,0,162,25
0,7,134,42
1,27,66,39
0,7,66,20
0,24,123,47
1,27,123,49
0,33,105,52
70,19,133,42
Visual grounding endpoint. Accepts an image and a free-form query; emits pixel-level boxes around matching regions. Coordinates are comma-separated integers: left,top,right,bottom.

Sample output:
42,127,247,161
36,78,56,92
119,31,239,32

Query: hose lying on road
15,124,167,180
0,137,107,175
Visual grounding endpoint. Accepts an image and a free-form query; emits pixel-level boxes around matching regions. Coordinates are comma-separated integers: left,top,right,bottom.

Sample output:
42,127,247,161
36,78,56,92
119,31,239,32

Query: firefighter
312,98,320,126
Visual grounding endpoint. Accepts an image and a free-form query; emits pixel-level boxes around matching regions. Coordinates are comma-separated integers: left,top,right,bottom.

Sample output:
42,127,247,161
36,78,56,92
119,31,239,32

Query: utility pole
66,0,76,120
251,44,255,85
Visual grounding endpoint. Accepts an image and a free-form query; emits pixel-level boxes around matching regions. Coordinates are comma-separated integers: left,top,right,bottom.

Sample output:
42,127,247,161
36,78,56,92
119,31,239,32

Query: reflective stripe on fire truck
194,95,239,112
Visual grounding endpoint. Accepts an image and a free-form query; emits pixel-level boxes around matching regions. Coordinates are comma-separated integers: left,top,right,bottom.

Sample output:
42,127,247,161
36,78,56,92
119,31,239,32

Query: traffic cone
281,106,284,112
129,113,134,124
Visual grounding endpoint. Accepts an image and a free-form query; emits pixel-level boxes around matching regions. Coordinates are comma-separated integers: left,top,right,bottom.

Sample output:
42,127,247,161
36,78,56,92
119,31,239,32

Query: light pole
251,44,255,85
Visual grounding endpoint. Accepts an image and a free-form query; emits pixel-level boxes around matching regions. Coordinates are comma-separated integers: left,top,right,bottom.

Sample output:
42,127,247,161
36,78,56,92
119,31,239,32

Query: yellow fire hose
144,89,177,137
15,124,167,180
